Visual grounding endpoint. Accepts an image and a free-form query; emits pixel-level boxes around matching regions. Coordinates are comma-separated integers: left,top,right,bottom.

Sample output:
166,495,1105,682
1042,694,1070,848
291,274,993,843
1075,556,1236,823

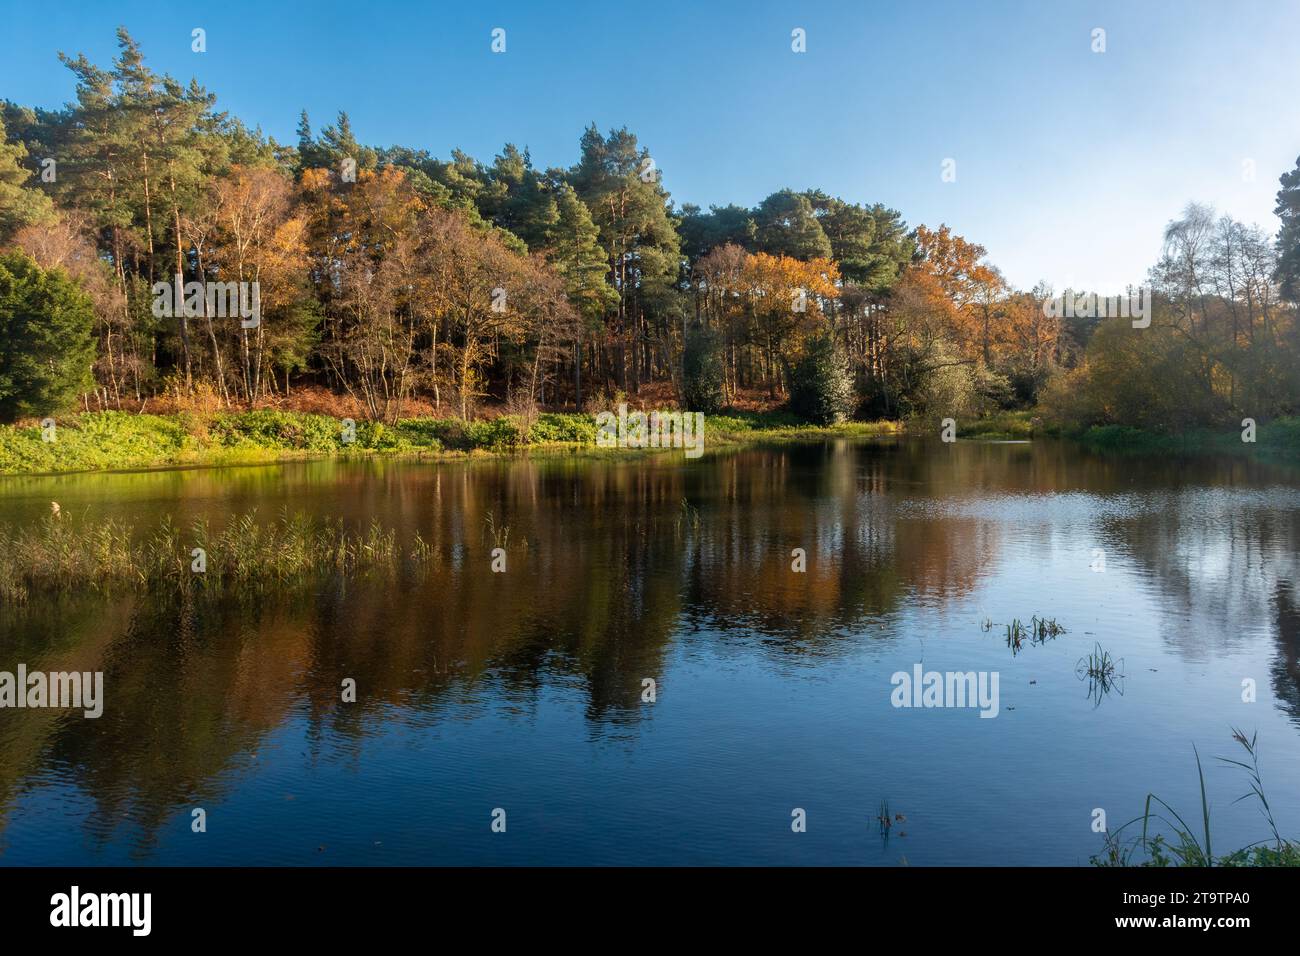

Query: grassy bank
956,410,1038,440
1070,416,1300,460
961,409,1300,459
702,411,901,444
0,408,902,476
4,408,1295,476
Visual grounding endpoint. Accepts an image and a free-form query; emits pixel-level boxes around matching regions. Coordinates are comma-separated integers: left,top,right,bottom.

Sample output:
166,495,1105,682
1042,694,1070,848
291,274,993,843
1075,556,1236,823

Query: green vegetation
1094,730,1300,867
0,29,1292,450
681,326,725,414
0,508,409,604
0,114,53,236
5,406,1295,477
0,408,906,475
956,410,1038,440
1039,202,1300,437
0,252,94,423
954,409,1300,460
1078,642,1122,682
1071,416,1300,460
701,411,900,445
0,409,433,474
1030,615,1066,641
788,332,855,425
981,612,1066,654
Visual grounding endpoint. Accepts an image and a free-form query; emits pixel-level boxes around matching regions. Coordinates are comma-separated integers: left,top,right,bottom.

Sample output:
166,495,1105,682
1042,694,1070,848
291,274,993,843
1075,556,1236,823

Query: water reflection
1,439,1298,864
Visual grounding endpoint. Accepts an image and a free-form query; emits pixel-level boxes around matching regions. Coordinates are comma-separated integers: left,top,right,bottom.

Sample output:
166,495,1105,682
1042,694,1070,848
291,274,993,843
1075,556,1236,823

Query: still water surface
1,438,1298,865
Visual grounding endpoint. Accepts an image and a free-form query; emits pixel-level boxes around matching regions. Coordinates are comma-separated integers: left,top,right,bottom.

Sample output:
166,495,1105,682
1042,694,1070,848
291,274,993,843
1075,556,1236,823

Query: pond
1,438,1298,865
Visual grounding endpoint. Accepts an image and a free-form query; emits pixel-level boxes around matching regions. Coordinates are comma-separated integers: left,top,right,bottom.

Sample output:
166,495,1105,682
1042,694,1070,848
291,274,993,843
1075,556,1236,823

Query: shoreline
1,409,1297,478
0,409,904,479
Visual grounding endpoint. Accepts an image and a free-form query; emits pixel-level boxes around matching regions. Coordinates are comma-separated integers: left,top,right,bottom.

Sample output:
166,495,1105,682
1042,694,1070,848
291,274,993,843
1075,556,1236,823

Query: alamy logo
1042,287,1151,328
0,666,103,718
891,664,1000,718
50,886,151,936
151,275,261,329
595,403,705,459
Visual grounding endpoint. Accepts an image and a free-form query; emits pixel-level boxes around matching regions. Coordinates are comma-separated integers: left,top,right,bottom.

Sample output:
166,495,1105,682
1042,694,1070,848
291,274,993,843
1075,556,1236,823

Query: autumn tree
419,206,576,417
185,165,310,402
301,165,426,418
742,252,839,397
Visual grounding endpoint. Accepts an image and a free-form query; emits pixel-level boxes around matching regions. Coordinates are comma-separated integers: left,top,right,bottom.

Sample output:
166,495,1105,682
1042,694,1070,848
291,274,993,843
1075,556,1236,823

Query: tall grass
1093,730,1300,867
956,410,1038,440
0,509,405,604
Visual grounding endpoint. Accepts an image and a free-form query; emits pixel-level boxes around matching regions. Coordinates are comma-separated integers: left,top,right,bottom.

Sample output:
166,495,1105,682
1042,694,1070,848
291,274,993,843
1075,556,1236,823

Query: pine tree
0,116,54,241
569,125,681,391
1276,155,1300,302
753,189,831,260
0,252,96,422
546,184,613,317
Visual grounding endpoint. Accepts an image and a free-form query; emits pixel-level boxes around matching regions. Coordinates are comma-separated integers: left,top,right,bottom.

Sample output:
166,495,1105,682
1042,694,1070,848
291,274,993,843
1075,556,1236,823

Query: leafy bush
412,418,470,449
464,416,527,449
971,362,1014,413
581,386,627,416
354,420,415,451
788,334,854,425
682,327,725,413
210,410,340,450
0,252,96,423
703,409,802,434
957,410,1037,439
893,339,976,427
1041,317,1231,432
528,413,598,444
1260,417,1300,457
1081,424,1156,449
392,418,449,449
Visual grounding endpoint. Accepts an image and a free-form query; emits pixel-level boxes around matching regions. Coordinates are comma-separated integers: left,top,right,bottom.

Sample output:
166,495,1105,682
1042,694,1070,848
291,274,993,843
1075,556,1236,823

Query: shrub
355,420,414,451
788,333,854,425
0,252,96,423
209,410,340,450
895,339,977,427
464,416,527,449
392,418,449,450
582,386,627,416
1041,317,1230,432
681,327,725,414
528,413,598,444
971,363,1014,413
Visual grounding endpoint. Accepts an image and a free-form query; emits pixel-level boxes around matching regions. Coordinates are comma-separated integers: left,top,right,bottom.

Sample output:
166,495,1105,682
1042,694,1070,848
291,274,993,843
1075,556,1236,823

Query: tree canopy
0,28,1294,433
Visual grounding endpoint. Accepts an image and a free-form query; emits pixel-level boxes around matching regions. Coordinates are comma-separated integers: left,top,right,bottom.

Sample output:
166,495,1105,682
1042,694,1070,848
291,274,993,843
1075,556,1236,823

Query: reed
0,508,409,604
1093,731,1300,867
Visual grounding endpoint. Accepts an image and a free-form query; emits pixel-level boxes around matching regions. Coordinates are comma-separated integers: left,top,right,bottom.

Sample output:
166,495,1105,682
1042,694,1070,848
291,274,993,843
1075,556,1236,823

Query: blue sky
1,0,1298,290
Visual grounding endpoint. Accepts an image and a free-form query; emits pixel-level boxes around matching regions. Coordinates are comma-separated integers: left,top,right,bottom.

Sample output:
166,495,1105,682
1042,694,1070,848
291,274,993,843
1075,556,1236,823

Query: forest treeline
1,28,1298,431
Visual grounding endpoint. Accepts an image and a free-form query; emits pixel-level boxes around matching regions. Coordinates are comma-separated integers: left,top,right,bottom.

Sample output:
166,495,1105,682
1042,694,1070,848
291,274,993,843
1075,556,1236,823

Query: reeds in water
1093,730,1300,867
0,509,405,604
